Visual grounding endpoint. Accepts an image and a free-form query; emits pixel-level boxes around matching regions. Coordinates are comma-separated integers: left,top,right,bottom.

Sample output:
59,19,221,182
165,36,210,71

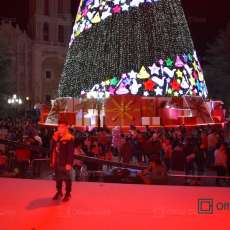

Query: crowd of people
0,115,230,185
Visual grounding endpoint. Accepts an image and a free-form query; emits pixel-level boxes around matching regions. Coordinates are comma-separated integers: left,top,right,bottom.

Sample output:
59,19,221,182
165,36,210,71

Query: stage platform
0,178,229,230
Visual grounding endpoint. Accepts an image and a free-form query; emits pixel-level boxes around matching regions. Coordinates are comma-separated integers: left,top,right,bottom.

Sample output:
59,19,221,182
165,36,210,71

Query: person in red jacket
50,121,75,202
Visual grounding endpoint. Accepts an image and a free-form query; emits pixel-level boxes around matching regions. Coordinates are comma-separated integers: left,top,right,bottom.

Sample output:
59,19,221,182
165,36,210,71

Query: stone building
0,0,72,105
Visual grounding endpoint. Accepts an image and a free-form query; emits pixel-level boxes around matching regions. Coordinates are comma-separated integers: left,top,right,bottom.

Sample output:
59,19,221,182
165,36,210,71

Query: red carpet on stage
0,178,229,230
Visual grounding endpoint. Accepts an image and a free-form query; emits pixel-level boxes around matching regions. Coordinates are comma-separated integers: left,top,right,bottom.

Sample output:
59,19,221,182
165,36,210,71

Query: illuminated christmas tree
58,0,208,98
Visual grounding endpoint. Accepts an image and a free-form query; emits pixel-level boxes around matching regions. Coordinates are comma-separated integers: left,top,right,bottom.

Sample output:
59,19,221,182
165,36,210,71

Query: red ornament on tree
144,79,155,91
171,79,181,91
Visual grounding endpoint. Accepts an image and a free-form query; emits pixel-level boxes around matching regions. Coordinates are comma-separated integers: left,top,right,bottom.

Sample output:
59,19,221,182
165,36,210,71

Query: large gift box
59,112,76,125
210,100,225,122
183,96,213,124
141,98,156,117
105,95,141,126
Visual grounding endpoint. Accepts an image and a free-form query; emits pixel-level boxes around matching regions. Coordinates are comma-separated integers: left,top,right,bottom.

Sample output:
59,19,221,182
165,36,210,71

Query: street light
8,94,23,116
8,94,23,105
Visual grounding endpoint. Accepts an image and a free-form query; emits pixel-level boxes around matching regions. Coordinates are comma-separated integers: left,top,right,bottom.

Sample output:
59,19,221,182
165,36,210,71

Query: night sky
0,0,229,56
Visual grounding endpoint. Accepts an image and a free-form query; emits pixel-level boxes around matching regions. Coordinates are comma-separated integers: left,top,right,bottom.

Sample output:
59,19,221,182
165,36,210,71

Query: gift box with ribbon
59,112,76,125
105,95,141,126
183,96,213,124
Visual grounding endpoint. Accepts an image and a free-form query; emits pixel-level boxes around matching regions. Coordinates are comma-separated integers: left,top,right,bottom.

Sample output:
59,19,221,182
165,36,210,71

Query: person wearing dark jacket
50,121,75,202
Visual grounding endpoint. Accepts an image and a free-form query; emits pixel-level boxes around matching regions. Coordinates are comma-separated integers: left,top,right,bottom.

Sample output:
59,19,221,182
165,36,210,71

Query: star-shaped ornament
155,87,163,96
121,4,129,11
176,69,183,78
113,5,121,13
109,86,116,95
174,91,179,96
110,77,118,86
143,91,149,97
166,58,173,67
128,70,137,79
149,63,160,75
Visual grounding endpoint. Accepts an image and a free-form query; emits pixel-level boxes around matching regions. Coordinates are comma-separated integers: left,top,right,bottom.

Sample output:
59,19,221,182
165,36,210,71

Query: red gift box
184,96,213,124
141,98,155,117
105,96,141,126
59,112,76,125
160,108,180,126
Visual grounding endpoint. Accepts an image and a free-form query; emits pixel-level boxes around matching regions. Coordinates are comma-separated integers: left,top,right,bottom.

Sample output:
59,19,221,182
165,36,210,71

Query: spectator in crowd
73,142,85,181
112,126,122,156
214,142,228,185
120,137,133,164
161,137,173,171
0,115,230,187
0,150,7,174
184,137,196,184
207,129,219,167
138,158,167,185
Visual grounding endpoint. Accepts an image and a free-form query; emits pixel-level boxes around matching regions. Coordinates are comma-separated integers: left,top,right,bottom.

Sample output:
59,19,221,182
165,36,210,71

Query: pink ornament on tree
113,5,121,14
116,83,129,95
193,71,198,80
82,7,88,17
175,56,184,68
159,59,164,65
109,86,116,95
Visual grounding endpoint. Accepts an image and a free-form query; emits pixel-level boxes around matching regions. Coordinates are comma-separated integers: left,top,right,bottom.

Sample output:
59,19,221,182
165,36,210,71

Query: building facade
0,0,72,105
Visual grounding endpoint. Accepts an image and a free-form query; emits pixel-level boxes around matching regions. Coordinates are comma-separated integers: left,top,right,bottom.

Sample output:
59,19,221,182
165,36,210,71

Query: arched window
43,23,49,41
58,0,63,14
45,70,52,79
44,0,49,15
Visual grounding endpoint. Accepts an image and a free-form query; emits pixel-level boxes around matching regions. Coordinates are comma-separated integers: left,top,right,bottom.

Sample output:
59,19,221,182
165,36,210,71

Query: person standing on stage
50,121,75,202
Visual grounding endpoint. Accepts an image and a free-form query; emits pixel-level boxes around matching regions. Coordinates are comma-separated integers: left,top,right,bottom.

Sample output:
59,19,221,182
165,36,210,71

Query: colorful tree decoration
166,58,173,67
116,82,129,95
175,56,184,68
137,66,150,79
171,79,181,92
91,12,101,24
59,0,208,99
144,79,155,91
110,77,119,86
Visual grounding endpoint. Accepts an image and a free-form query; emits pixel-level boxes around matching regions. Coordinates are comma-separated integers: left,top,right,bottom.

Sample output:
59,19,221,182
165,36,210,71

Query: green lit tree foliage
59,0,207,98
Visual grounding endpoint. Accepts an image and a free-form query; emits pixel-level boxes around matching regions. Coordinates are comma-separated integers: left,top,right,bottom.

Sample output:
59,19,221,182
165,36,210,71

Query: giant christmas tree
58,0,208,98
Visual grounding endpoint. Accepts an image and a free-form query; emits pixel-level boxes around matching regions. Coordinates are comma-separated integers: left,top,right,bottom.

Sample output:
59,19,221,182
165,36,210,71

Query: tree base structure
40,96,226,129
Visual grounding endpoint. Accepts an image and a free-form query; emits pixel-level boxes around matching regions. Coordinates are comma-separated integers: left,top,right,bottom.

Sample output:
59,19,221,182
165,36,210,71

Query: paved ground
0,178,229,230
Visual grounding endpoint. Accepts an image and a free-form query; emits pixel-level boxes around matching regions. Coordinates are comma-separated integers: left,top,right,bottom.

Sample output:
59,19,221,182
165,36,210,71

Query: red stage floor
0,178,229,230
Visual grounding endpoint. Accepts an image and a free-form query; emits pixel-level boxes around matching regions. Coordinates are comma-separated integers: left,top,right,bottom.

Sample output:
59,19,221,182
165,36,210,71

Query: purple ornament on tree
175,56,184,68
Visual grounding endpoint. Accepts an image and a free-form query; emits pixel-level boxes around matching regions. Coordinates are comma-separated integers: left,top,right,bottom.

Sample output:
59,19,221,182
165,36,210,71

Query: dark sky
0,0,229,55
